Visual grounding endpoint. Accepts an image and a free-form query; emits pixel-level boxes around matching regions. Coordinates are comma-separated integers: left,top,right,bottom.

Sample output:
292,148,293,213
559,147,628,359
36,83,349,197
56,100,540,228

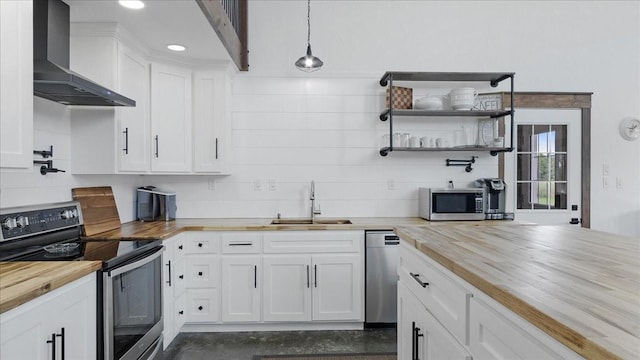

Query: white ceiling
65,0,231,62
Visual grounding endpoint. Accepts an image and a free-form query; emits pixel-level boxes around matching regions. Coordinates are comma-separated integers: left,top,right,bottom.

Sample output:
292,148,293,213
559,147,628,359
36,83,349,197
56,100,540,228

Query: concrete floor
163,328,397,360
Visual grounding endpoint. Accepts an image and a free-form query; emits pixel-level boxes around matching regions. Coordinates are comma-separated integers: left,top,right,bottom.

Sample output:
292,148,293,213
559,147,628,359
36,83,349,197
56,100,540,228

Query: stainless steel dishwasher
365,230,400,326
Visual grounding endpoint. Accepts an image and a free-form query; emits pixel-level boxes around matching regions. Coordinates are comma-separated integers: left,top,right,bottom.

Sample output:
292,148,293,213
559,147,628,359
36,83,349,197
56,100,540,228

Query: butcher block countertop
0,261,102,314
393,225,640,360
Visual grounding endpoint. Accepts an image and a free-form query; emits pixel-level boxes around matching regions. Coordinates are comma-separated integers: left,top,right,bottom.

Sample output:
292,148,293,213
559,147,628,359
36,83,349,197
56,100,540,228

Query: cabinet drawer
469,298,573,360
399,243,471,345
183,232,220,254
263,231,362,254
185,289,220,323
221,232,262,254
185,255,220,288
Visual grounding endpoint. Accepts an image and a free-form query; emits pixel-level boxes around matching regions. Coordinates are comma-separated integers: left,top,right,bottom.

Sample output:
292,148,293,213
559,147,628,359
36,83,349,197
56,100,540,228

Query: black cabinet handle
178,245,183,250
179,310,184,315
198,271,203,276
47,333,56,360
314,265,318,288
215,138,219,159
412,322,424,360
228,242,252,246
179,274,184,279
154,135,159,158
122,128,129,154
166,260,172,286
55,328,65,360
306,265,310,288
198,306,203,311
410,272,429,288
198,243,203,248
254,265,257,288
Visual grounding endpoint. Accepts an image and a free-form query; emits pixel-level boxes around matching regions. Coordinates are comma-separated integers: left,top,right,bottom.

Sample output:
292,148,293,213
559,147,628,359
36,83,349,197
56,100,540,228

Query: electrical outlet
602,164,610,176
603,177,609,189
207,178,216,191
253,179,262,191
616,177,623,189
268,179,277,191
387,179,396,190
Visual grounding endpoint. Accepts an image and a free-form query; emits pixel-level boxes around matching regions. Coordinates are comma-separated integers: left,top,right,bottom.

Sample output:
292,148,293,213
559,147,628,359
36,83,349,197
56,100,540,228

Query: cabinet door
185,288,220,323
193,70,228,173
312,254,363,321
398,282,471,360
0,274,97,360
117,44,150,172
469,298,566,360
150,63,192,173
263,255,312,322
221,256,261,322
0,0,33,169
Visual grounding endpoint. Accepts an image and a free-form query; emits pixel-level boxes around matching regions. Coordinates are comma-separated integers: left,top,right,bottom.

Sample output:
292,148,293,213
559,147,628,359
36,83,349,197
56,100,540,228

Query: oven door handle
107,247,164,277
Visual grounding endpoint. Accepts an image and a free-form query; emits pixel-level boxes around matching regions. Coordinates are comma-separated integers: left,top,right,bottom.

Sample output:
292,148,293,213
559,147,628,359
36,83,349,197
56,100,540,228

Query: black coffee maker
475,178,511,220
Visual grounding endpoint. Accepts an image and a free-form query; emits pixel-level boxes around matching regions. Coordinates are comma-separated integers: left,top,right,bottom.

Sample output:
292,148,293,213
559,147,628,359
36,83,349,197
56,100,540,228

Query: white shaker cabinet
193,70,230,173
0,0,33,169
117,46,150,172
398,282,472,360
263,255,313,322
311,254,362,321
0,273,97,360
221,256,262,322
162,235,186,349
150,63,192,173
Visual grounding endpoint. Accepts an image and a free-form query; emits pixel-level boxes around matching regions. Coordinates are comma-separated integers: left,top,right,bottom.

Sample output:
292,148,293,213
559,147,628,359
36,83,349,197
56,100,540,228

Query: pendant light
295,0,323,72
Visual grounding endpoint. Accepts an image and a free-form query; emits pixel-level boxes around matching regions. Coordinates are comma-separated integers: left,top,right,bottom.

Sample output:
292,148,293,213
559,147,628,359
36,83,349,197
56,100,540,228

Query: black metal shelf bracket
446,156,477,172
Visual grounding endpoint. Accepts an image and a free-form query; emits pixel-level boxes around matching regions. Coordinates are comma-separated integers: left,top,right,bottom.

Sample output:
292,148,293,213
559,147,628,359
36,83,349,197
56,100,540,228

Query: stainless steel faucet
310,180,321,220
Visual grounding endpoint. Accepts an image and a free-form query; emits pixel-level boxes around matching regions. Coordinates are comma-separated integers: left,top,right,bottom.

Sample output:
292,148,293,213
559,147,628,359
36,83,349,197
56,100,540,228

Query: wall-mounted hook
33,145,54,158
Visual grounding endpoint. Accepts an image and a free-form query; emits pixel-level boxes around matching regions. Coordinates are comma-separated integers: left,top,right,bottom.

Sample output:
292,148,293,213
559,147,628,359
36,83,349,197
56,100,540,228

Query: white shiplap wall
163,76,501,218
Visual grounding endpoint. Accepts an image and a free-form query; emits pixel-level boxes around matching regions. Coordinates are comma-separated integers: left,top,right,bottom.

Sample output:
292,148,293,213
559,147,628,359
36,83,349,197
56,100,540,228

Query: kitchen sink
270,218,353,225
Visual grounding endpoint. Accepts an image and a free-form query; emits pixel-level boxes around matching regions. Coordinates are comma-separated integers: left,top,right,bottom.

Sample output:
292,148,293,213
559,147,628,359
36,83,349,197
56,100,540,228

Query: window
516,125,568,210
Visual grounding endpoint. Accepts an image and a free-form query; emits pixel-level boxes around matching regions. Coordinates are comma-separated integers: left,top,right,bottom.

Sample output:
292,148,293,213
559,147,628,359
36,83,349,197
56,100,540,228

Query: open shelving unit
379,71,515,156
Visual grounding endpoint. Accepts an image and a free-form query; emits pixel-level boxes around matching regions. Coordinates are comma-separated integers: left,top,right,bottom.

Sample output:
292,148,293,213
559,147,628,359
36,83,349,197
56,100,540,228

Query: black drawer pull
198,271,203,276
410,272,429,288
198,243,203,247
179,310,184,315
198,306,203,311
178,245,183,250
179,274,184,279
228,242,253,246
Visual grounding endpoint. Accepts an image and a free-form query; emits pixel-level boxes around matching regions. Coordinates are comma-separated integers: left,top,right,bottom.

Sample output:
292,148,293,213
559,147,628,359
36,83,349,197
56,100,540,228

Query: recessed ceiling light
119,1,145,10
167,44,186,52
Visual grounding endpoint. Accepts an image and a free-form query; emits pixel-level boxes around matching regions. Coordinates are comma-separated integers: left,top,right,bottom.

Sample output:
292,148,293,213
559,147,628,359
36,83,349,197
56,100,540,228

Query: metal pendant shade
295,0,323,72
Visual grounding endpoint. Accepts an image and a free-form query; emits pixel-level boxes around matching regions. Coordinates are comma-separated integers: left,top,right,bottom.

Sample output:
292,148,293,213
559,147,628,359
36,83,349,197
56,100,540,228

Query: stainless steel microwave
418,188,485,221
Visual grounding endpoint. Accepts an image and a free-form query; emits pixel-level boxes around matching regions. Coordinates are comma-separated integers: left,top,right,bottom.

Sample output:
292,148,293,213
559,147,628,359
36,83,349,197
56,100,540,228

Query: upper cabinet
0,0,34,169
69,24,231,175
150,63,192,173
378,71,514,157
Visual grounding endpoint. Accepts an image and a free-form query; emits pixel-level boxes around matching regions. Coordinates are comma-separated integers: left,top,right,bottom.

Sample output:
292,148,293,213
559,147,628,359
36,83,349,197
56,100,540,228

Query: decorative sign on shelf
474,93,502,110
385,86,413,109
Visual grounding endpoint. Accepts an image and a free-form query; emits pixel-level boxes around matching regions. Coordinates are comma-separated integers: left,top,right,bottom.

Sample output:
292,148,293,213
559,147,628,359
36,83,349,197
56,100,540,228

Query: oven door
102,243,164,360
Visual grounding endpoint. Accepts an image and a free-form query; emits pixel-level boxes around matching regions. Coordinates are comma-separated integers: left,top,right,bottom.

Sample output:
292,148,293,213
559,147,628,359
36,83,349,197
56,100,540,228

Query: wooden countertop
83,217,521,241
0,261,102,314
393,225,640,360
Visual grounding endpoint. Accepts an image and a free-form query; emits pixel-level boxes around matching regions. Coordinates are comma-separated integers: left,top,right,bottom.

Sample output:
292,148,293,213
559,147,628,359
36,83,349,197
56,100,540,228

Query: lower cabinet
398,282,471,360
221,255,262,322
162,234,186,349
0,273,97,360
398,242,584,360
262,253,362,322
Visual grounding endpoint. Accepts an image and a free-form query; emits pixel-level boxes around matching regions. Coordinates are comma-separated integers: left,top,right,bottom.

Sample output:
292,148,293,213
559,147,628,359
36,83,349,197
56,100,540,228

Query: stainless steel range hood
33,0,135,107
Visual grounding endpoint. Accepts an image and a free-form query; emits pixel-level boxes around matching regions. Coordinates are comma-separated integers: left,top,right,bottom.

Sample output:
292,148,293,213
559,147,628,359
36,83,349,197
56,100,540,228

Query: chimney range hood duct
33,0,135,107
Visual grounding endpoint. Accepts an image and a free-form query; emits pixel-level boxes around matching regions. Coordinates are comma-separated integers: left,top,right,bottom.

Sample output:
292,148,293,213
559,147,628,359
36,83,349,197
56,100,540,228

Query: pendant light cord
306,0,311,46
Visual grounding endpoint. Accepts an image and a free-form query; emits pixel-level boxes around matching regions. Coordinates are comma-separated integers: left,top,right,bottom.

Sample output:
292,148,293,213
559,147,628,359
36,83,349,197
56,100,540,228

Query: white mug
436,138,443,148
409,136,420,148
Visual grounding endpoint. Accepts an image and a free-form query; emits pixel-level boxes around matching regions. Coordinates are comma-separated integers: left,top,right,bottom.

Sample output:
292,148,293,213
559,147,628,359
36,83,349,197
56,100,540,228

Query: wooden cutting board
72,186,122,236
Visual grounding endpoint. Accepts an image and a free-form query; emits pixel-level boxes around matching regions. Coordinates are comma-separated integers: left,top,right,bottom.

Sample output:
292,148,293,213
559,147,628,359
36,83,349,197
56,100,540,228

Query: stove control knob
60,210,76,220
15,216,29,228
2,217,17,230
